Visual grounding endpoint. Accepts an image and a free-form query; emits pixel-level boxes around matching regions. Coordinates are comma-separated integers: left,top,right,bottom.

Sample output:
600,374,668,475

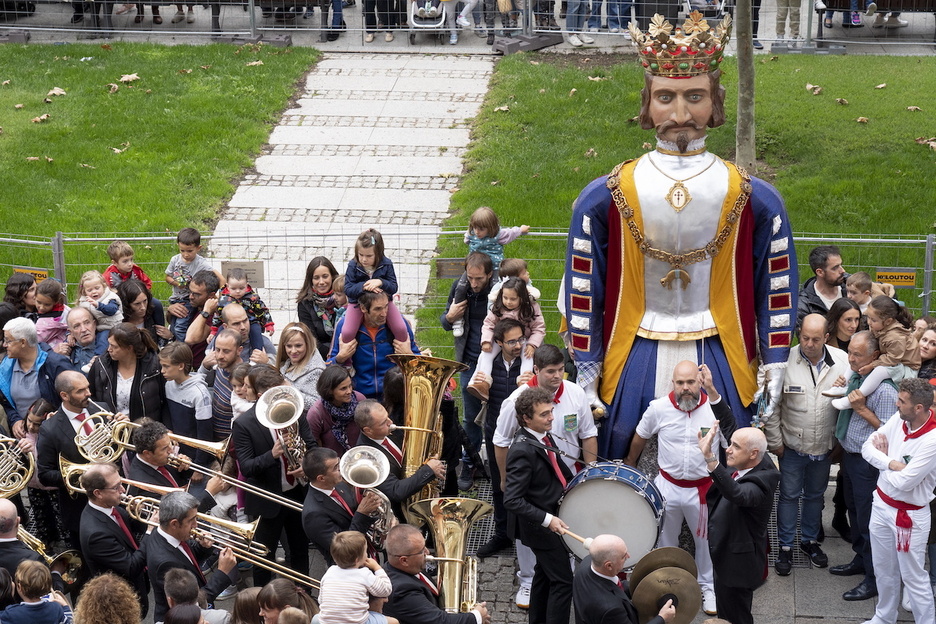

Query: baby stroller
407,0,449,42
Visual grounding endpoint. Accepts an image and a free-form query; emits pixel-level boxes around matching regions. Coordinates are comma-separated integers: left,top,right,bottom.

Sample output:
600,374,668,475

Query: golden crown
628,12,732,78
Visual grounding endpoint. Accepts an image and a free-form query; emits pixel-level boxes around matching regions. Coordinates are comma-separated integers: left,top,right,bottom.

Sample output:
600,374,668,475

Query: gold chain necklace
646,154,718,212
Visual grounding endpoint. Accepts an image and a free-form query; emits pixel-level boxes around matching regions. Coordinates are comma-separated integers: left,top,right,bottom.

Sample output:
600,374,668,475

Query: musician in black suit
572,534,675,624
146,491,237,623
354,399,445,522
37,370,125,549
0,498,66,592
232,365,315,587
126,420,221,513
78,462,150,617
383,524,490,624
503,386,575,624
699,423,780,624
301,447,381,565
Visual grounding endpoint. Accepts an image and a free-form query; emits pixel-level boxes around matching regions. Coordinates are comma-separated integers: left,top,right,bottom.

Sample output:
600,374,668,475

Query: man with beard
54,307,108,372
796,245,848,330
624,362,735,616
562,13,797,460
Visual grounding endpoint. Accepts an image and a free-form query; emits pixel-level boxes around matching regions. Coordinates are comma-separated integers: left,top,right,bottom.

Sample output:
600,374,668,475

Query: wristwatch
200,310,211,319
704,455,718,464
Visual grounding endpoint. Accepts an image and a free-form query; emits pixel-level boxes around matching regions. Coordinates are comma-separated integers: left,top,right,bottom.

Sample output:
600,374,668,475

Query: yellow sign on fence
12,267,49,283
875,269,916,288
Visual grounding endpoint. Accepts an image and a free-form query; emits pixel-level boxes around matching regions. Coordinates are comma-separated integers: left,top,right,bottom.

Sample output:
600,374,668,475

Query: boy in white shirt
316,532,397,624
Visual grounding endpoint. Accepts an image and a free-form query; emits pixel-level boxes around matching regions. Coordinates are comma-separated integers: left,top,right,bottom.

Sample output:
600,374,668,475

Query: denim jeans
777,448,832,546
459,363,483,463
565,0,587,31
586,0,628,30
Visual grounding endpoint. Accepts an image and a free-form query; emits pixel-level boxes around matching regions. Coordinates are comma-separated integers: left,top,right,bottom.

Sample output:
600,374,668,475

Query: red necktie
157,466,179,488
418,573,439,595
282,455,295,485
731,471,739,480
330,490,353,516
542,435,567,488
180,541,206,584
111,509,137,549
382,439,403,465
74,412,94,435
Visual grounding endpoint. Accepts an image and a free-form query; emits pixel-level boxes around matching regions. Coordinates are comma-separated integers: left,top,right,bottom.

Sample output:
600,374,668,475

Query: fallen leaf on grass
2,80,10,86
0,127,3,135
26,157,40,161
538,89,545,94
569,88,577,97
914,137,936,150
143,245,152,250
246,60,264,66
629,116,640,123
14,104,23,109
875,83,886,89
836,98,848,105
529,60,540,65
587,75,608,82
200,65,212,70
856,117,869,123
584,148,597,158
806,83,822,95
101,44,112,50
642,142,653,150
573,167,580,172
907,106,922,111
79,163,96,169
494,105,510,112
111,146,127,154
31,114,50,123
531,173,539,178
179,69,193,74
490,180,500,186
119,73,140,83
44,98,52,104
45,157,53,162
47,87,66,96
106,83,119,93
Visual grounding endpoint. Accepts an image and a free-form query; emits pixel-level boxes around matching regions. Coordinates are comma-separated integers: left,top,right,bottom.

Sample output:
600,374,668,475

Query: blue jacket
0,343,76,427
327,316,419,398
344,257,398,304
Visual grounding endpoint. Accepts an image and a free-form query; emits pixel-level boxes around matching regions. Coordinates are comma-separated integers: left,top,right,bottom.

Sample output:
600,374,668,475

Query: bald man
699,425,780,624
572,534,675,624
624,362,736,616
0,499,66,591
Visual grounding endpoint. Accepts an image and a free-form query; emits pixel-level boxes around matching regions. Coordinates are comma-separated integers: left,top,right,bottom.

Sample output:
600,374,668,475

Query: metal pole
249,0,258,39
52,232,67,288
923,233,934,315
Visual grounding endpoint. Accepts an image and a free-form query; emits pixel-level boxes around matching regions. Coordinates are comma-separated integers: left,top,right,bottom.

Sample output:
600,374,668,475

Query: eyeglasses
502,338,525,347
99,484,124,491
397,548,428,558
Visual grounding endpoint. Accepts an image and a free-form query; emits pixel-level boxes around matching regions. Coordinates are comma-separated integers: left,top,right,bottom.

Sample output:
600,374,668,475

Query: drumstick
563,529,593,549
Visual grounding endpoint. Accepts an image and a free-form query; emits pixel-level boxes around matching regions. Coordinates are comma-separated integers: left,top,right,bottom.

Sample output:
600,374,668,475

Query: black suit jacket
301,482,376,565
706,455,781,590
383,562,476,624
79,504,149,599
146,528,234,623
356,432,435,521
573,556,663,624
503,429,574,544
0,540,65,593
37,407,93,529
126,456,215,513
232,404,316,518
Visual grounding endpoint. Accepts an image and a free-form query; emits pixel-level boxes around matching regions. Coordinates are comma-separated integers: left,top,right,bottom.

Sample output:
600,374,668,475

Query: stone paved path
211,52,494,332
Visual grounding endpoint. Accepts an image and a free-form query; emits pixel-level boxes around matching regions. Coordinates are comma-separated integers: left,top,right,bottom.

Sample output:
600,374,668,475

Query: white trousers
868,493,934,624
655,474,715,592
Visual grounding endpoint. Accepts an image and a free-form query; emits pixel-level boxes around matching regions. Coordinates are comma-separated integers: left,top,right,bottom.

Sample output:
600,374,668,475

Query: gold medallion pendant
665,181,691,212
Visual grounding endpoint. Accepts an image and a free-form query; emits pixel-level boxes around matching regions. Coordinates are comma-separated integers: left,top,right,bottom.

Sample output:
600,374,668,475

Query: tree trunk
734,0,756,171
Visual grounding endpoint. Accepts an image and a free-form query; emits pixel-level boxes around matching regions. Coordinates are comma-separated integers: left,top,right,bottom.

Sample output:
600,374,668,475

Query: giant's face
648,74,713,150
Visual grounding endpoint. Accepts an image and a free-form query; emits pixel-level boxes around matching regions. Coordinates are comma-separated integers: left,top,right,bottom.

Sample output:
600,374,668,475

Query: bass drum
558,462,664,568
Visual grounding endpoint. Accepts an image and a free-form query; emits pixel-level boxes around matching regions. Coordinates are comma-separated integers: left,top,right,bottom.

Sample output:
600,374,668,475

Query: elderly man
383,524,490,624
572,534,675,624
146,491,237,622
797,245,848,330
765,313,850,575
329,291,419,399
699,424,780,624
563,13,797,460
624,362,735,615
0,318,75,437
54,307,108,371
861,378,936,624
831,330,899,601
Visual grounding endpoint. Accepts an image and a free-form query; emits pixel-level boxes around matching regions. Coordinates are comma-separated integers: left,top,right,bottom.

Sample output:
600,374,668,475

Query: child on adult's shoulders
103,240,153,290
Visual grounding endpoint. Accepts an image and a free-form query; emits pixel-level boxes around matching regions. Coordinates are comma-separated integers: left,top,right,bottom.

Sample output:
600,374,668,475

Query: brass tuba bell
339,446,397,549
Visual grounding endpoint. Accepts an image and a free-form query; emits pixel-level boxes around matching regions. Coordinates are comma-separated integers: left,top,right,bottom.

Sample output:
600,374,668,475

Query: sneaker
902,586,912,611
752,39,763,49
187,7,195,22
365,32,375,41
449,32,458,44
622,30,630,39
801,541,829,568
476,534,512,558
864,1,876,14
385,30,394,41
885,15,908,27
567,33,583,46
216,584,238,600
456,14,470,27
457,460,475,490
171,9,185,22
609,26,619,32
821,386,847,397
417,6,426,17
814,0,826,8
856,11,867,25
588,26,598,31
776,548,793,576
702,586,717,615
515,585,531,609
579,32,595,43
486,33,494,44
427,5,438,15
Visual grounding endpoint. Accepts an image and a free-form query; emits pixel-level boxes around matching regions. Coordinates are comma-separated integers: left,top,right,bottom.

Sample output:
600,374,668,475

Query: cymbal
632,566,701,624
628,547,698,592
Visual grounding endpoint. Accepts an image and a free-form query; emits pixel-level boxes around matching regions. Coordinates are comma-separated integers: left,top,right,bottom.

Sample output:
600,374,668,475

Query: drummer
492,344,597,611
623,362,736,617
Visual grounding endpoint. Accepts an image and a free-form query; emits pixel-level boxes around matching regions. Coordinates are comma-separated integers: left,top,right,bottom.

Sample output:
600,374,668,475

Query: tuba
408,497,493,613
386,354,466,521
339,446,397,549
256,385,307,484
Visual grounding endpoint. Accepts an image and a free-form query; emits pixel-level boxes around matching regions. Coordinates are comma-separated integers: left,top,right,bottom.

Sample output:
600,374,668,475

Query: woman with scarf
305,365,364,455
296,257,341,359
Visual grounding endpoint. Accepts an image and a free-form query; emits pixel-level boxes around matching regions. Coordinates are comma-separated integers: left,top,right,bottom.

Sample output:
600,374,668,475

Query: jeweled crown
628,12,732,78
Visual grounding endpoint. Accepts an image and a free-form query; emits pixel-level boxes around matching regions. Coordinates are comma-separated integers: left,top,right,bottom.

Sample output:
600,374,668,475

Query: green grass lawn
416,52,936,353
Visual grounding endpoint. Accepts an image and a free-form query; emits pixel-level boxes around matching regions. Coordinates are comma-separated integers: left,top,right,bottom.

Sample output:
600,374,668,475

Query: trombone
77,414,304,513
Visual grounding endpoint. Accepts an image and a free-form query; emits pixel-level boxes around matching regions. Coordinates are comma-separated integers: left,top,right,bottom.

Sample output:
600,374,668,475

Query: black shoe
327,31,339,40
831,515,852,543
476,534,511,558
843,580,877,601
775,548,792,576
800,541,829,568
70,12,84,22
830,560,865,576
752,39,763,49
457,461,475,491
486,33,494,44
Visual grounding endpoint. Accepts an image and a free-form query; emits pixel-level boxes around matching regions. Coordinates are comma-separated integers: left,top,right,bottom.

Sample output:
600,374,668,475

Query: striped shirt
318,565,393,624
